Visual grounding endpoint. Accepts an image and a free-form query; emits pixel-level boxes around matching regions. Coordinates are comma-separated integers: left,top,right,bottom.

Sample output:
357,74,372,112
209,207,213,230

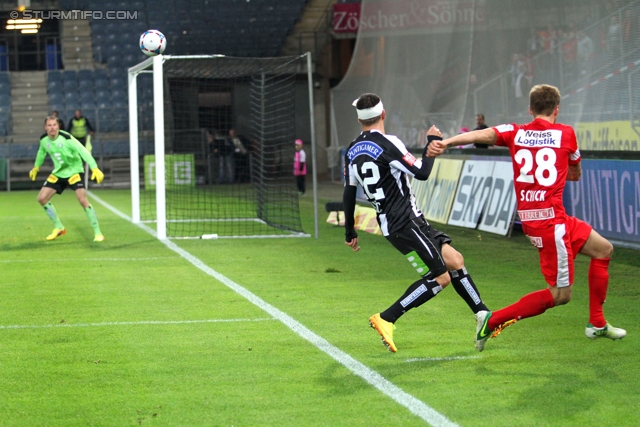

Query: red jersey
493,118,581,229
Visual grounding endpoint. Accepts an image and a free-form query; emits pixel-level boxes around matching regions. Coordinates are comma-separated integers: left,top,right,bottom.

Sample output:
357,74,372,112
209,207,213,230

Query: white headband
352,98,384,120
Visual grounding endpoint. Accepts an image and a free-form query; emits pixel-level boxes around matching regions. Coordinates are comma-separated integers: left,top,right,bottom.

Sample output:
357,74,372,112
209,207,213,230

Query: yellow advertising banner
354,206,382,235
576,121,640,151
411,160,441,215
423,158,464,224
326,206,381,235
326,211,345,226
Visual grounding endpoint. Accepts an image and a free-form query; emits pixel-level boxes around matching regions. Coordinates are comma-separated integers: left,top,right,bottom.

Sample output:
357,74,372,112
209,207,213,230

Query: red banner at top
332,1,485,34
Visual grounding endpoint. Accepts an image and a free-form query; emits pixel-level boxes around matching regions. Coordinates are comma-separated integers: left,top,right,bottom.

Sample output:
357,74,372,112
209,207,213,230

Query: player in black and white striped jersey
343,93,489,352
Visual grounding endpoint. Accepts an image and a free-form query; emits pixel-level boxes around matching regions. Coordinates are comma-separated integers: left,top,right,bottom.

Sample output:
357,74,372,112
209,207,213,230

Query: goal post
128,53,316,239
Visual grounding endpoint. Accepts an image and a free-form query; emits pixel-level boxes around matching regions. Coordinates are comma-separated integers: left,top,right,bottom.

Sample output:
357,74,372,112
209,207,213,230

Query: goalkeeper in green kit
29,116,106,242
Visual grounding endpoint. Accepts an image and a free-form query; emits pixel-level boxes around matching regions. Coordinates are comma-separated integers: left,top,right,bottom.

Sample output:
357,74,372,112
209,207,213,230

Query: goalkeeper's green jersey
34,130,98,178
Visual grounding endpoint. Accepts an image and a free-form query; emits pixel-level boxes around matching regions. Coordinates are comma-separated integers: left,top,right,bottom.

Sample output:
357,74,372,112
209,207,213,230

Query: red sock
588,258,609,328
488,289,555,330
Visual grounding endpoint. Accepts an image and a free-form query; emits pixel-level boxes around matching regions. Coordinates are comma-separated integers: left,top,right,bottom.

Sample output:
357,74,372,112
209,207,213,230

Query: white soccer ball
139,29,166,57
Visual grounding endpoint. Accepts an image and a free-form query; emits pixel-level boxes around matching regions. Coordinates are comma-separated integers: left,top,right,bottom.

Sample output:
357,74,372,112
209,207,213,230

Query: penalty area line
0,318,275,330
88,191,461,427
0,257,179,263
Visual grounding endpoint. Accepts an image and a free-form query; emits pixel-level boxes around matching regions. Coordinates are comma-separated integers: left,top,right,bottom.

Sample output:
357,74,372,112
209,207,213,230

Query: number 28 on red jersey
493,120,580,225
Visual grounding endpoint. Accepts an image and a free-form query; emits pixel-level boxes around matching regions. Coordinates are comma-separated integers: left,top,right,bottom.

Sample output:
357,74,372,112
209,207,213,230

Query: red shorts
523,215,592,288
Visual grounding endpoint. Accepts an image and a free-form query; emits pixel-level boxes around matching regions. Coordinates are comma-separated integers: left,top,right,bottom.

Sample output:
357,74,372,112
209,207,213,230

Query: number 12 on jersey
353,161,385,212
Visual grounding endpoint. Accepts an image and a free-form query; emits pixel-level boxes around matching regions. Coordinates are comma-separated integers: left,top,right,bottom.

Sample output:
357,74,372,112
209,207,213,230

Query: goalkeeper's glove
29,166,39,181
91,168,104,184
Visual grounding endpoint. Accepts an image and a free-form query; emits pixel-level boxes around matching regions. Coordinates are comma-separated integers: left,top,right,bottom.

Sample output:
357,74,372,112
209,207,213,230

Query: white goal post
127,53,318,240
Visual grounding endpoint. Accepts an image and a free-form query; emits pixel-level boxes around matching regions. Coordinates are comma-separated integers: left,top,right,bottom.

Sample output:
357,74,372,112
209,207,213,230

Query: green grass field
1,186,638,426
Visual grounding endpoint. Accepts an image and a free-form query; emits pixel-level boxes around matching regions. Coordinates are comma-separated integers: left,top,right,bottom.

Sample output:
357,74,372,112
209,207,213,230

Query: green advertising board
143,154,196,189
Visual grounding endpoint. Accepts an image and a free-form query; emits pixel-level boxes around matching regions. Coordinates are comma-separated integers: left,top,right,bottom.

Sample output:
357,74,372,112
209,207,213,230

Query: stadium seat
49,103,65,113
94,78,110,91
62,70,77,83
79,79,94,93
0,73,10,94
9,144,27,158
48,91,65,106
81,98,97,109
78,69,93,81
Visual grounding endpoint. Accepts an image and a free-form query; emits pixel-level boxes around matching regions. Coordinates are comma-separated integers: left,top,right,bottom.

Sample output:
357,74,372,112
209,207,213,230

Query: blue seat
94,78,110,91
112,117,128,132
49,103,65,113
0,77,10,94
47,79,63,91
77,69,92,81
10,144,39,159
81,98,97,109
64,91,79,104
79,79,94,92
111,88,126,100
95,90,110,103
94,69,109,80
62,70,77,85
49,92,65,106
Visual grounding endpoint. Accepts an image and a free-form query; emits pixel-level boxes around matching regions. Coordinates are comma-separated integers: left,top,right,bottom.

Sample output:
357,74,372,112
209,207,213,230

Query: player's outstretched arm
343,184,360,252
428,128,497,157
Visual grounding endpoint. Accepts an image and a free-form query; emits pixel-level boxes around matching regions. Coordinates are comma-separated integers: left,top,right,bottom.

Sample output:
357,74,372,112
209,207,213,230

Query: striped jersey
344,130,429,236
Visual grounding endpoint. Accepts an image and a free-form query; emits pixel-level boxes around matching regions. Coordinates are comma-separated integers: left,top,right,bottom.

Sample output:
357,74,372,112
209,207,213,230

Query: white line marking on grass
406,356,481,363
89,191,461,427
0,318,275,330
0,257,178,263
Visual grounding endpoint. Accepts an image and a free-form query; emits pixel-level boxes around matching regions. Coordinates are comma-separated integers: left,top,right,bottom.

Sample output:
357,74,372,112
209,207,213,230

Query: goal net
128,54,313,239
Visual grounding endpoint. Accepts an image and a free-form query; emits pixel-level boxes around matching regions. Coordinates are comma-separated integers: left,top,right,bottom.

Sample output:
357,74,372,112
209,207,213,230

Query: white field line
87,191,460,427
0,257,178,263
0,318,275,330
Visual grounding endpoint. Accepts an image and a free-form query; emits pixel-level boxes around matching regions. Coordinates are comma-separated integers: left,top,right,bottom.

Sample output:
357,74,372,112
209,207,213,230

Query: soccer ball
139,30,166,57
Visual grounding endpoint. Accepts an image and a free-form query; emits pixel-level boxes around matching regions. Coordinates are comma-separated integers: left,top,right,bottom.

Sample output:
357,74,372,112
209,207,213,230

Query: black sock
380,277,443,323
450,267,488,314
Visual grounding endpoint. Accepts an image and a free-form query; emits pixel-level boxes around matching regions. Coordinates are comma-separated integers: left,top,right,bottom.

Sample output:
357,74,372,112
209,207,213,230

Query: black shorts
43,173,85,194
385,217,452,278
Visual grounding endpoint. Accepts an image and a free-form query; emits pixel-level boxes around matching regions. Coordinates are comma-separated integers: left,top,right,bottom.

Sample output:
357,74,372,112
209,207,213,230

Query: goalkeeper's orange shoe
46,228,66,241
93,235,105,242
369,313,397,352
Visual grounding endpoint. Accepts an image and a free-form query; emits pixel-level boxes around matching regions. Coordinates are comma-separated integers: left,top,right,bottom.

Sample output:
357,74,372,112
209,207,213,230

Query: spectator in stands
606,15,622,68
210,129,234,184
293,138,306,195
29,116,105,242
67,109,95,151
228,128,250,183
473,114,490,149
622,9,636,49
509,53,527,108
577,31,595,75
51,110,64,131
560,26,578,80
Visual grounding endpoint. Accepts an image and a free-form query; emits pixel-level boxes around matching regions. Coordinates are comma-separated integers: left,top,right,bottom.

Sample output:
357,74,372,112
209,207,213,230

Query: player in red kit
428,84,626,351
